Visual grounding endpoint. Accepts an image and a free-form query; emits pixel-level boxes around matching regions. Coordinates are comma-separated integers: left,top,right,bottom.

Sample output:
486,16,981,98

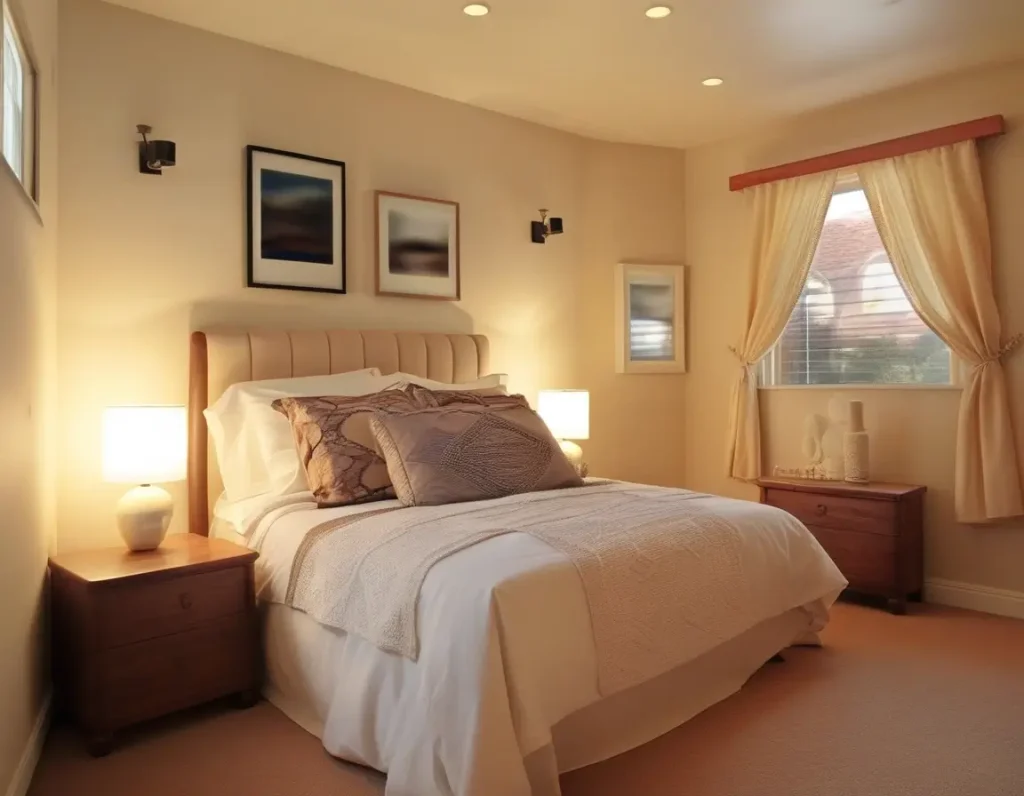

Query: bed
188,328,847,796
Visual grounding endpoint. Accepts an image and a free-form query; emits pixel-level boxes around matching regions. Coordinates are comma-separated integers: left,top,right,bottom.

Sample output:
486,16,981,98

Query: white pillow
211,490,315,540
383,372,508,391
205,369,394,502
211,491,267,541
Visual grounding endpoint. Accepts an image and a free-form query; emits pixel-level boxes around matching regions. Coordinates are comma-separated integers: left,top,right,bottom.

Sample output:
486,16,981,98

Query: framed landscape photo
614,263,686,374
375,191,460,300
247,146,346,294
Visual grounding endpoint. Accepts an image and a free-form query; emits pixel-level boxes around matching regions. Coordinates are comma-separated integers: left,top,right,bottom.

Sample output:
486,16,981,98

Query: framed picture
375,191,460,300
247,146,346,294
614,263,686,374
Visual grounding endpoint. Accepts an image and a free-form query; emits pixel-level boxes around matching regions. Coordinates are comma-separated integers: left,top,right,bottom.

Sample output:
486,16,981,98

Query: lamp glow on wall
102,406,187,551
537,390,589,476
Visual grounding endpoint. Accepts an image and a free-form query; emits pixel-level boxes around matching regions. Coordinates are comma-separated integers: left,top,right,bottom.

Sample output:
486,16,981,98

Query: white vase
843,400,870,483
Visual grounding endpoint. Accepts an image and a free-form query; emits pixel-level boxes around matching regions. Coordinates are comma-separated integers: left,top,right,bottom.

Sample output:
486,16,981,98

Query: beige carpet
29,603,1024,796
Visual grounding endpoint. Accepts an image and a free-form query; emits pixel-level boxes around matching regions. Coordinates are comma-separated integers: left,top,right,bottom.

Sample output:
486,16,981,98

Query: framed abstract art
246,146,346,294
614,263,687,373
375,191,460,300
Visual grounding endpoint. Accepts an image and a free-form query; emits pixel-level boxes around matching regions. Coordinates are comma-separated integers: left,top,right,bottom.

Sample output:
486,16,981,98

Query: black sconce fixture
531,208,564,244
137,124,176,175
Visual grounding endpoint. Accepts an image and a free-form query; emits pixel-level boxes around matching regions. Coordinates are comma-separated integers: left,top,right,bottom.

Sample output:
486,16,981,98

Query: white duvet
243,482,847,796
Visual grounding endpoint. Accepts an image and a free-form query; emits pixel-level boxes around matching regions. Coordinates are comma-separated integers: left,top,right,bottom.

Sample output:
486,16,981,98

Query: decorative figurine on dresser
756,477,925,614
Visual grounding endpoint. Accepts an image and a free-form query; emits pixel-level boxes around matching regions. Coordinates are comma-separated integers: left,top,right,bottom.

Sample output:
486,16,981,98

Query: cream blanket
269,481,839,696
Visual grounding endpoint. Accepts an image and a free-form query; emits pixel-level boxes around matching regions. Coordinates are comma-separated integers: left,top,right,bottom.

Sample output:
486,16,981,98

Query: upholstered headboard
188,329,490,535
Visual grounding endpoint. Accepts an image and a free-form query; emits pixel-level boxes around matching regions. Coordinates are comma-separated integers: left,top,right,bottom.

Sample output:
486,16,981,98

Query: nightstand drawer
765,488,897,536
98,566,247,648
98,615,257,729
808,526,896,593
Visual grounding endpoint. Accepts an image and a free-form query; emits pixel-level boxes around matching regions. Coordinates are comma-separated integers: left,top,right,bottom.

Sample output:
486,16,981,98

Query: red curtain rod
728,115,1006,192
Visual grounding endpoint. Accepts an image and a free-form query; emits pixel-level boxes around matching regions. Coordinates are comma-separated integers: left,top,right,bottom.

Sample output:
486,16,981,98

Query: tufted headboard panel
188,329,490,534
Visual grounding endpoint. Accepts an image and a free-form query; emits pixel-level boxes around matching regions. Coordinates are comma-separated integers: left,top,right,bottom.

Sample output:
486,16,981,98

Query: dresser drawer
765,488,897,536
808,526,896,594
97,615,258,729
98,567,247,648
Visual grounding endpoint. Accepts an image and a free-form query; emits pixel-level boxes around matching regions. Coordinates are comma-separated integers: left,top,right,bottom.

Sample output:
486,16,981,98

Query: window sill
0,155,42,225
759,383,961,391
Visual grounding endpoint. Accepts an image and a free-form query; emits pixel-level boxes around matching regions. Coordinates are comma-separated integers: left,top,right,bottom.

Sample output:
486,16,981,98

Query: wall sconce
531,208,564,244
137,124,177,175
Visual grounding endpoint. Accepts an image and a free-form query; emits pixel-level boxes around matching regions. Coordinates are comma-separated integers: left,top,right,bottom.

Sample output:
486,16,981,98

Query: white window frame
0,0,38,204
758,172,960,391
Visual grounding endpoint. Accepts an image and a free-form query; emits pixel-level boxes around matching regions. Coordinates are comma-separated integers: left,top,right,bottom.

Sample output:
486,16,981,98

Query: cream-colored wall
0,0,58,791
56,0,687,549
576,139,687,484
684,60,1024,594
52,0,1024,596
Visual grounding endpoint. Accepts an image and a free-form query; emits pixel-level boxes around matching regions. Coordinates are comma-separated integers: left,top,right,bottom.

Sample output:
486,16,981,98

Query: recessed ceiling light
645,5,672,18
463,3,490,16
702,77,724,87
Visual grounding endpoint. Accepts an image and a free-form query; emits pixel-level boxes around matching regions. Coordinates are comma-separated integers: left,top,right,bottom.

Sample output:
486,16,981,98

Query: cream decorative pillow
370,404,583,507
273,386,528,507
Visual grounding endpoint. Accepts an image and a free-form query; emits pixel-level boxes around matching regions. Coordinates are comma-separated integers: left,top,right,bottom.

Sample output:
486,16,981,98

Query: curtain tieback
728,345,755,369
978,332,1023,366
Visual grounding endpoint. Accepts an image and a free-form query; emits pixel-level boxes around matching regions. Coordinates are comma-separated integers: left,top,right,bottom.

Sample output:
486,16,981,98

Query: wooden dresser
50,535,260,755
756,478,925,614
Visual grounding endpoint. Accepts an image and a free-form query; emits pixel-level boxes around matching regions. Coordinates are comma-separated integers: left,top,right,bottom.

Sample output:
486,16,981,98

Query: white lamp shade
102,406,187,484
537,390,590,440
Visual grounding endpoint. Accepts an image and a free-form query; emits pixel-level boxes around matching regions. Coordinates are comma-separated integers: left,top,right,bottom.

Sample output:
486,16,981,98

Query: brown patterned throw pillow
273,391,418,507
400,383,516,408
369,404,583,507
273,386,528,507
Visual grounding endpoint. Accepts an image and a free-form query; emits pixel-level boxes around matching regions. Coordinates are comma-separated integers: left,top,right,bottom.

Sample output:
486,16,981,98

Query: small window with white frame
1,0,36,198
760,176,952,387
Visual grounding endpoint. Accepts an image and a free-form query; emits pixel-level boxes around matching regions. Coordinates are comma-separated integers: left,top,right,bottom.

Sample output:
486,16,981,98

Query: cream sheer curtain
727,171,837,480
859,141,1023,522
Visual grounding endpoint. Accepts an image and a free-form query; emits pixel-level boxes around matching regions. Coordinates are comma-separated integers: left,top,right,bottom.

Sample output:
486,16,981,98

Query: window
860,255,911,315
1,2,35,196
760,180,951,386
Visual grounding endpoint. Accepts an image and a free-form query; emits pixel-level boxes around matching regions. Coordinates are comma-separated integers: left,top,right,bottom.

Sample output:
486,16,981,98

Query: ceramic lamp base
558,439,587,477
116,485,173,551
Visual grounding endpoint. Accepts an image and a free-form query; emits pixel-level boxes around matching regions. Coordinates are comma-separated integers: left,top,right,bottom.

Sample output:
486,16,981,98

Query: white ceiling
102,0,1024,148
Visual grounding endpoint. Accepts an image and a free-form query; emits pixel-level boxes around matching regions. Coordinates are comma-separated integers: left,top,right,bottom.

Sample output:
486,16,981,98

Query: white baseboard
4,692,51,796
925,578,1024,620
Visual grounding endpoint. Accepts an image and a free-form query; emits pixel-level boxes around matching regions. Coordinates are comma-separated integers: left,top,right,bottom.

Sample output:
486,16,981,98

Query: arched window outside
861,254,911,314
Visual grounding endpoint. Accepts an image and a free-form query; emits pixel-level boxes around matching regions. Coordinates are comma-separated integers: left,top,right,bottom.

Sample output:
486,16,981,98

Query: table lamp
537,390,589,476
102,405,187,551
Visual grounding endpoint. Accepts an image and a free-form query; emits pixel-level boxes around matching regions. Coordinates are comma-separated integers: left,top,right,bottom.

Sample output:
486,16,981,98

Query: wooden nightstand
49,535,260,755
756,478,926,615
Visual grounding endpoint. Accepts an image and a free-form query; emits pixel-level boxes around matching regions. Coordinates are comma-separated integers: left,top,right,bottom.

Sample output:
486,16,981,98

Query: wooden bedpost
188,331,210,535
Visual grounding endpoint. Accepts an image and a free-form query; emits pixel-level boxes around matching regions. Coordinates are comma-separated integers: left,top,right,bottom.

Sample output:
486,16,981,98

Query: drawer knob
815,504,828,516
179,592,193,610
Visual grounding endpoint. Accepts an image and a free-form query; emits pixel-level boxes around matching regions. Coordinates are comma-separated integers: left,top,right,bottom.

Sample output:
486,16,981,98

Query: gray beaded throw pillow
370,404,582,506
